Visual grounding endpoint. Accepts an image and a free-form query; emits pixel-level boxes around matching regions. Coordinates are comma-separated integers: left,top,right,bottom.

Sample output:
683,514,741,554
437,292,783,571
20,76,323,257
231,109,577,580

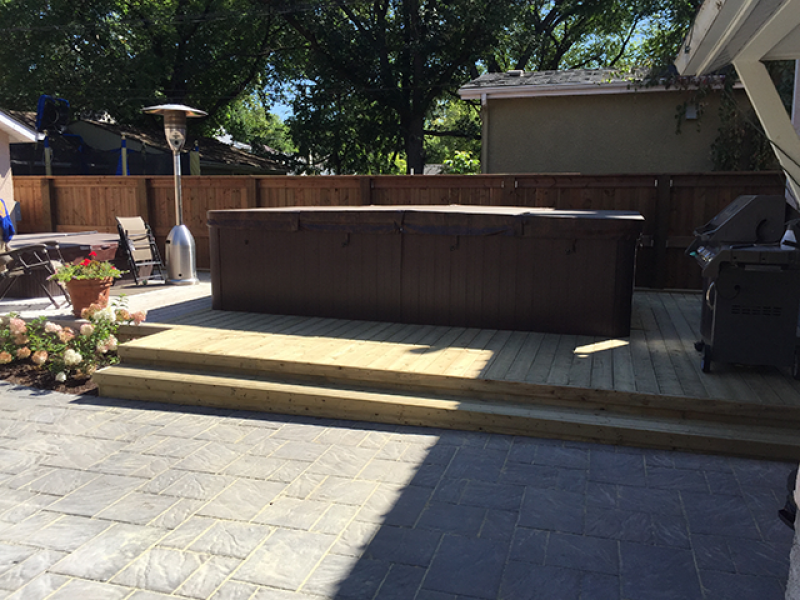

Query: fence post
360,176,373,206
245,177,258,208
40,178,55,232
653,175,672,289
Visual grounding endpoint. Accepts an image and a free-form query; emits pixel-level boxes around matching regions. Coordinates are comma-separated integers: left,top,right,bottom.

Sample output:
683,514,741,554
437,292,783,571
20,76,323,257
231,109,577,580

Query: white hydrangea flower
92,306,116,323
55,372,67,382
63,348,82,366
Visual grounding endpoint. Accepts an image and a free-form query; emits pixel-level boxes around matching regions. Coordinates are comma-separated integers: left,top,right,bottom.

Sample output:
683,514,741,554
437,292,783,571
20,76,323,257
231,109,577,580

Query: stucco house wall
459,69,750,175
482,90,737,174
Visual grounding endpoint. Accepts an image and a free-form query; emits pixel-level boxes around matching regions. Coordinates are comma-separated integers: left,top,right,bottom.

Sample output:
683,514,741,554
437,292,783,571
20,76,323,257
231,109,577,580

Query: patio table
3,231,120,299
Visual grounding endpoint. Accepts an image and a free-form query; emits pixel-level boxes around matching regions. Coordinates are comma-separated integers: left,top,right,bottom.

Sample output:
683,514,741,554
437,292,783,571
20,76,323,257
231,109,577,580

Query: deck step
116,330,800,429
94,364,800,460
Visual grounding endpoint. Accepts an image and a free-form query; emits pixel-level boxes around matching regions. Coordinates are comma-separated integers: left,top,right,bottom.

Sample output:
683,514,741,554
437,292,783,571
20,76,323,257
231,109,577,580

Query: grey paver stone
508,527,548,564
174,555,240,599
0,545,36,577
235,529,336,589
45,474,142,517
358,459,419,485
499,561,581,600
210,581,260,599
620,542,702,600
280,472,326,500
147,498,206,530
480,509,518,541
416,502,485,537
2,572,70,600
329,520,379,557
617,485,682,516
174,442,242,473
306,555,388,600
49,522,167,581
198,479,286,521
22,515,113,552
141,436,208,458
195,423,251,443
699,569,786,600
459,480,524,511
39,436,127,470
580,571,620,600
311,504,358,535
423,534,507,599
188,520,272,559
159,516,217,549
252,497,329,530
546,532,619,575
111,546,207,593
534,445,589,469
588,451,645,486
681,491,762,539
224,455,286,479
42,579,131,599
376,564,426,600
584,507,651,543
0,549,65,591
364,525,440,566
307,446,377,478
499,462,559,488
95,492,179,525
519,488,584,534
308,477,376,506
22,469,96,496
149,470,235,500
650,513,691,548
647,466,710,492
443,447,507,482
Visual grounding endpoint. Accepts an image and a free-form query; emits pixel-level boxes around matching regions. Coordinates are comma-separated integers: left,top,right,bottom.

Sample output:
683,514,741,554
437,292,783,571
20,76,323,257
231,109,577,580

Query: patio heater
142,103,207,285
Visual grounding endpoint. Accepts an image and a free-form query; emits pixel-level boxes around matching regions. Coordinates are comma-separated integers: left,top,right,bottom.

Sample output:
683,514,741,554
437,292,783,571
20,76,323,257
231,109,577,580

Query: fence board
13,171,786,288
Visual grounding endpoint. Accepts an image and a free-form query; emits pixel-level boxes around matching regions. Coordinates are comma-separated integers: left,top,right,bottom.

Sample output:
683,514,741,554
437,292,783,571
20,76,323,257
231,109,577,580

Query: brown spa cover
207,205,644,337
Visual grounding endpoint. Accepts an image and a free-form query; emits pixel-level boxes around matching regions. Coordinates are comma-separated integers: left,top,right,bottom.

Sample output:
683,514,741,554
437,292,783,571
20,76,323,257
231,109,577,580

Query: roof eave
675,0,761,75
0,110,42,143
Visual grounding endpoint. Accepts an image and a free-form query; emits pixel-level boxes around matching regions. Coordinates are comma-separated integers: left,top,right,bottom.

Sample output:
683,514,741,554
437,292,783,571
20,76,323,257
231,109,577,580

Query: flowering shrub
0,299,146,382
49,251,125,283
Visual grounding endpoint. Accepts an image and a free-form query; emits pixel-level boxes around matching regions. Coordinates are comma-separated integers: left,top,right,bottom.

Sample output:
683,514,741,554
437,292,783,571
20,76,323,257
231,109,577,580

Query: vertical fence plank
13,172,786,289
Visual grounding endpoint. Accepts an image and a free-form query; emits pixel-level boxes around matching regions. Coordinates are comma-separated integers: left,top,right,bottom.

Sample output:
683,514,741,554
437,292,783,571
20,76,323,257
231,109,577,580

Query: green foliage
0,0,284,128
49,252,125,283
425,97,481,166
221,92,295,155
0,300,145,381
442,151,480,174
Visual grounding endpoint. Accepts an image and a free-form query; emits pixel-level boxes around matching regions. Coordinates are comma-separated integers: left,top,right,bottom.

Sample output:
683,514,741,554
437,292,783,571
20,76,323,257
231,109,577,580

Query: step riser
118,346,800,429
95,371,800,461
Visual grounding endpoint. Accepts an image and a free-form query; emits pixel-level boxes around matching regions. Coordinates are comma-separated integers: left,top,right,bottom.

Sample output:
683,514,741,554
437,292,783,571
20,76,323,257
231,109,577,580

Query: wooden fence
13,172,787,290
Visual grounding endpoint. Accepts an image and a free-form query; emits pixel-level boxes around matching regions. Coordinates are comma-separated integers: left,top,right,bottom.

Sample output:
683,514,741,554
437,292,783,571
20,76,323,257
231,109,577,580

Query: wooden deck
98,290,800,460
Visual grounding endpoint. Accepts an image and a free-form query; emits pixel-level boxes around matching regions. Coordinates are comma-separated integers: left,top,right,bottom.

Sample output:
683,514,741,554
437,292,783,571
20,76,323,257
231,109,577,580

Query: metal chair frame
116,217,166,285
0,243,69,308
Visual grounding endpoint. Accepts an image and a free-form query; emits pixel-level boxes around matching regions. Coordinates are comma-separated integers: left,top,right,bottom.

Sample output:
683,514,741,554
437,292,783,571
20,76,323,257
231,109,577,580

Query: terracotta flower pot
65,277,114,318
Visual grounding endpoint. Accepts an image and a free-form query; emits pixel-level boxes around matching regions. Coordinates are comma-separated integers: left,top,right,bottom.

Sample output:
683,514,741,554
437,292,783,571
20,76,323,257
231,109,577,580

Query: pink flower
31,350,48,366
0,351,12,364
44,322,62,334
15,347,30,359
58,329,75,343
80,323,95,337
8,318,26,336
13,334,28,346
132,311,147,325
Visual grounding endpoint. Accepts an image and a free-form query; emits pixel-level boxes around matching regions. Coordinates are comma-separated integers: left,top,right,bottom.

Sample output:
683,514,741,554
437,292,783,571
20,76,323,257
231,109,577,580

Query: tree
266,0,693,174
0,0,284,128
263,0,513,174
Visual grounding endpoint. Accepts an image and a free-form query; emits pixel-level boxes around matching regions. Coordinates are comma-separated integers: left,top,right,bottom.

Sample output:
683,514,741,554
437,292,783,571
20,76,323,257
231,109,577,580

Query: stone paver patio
0,383,794,600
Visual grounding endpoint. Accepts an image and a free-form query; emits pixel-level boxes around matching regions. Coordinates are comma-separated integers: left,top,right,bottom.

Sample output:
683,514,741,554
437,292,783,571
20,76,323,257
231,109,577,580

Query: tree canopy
0,0,700,173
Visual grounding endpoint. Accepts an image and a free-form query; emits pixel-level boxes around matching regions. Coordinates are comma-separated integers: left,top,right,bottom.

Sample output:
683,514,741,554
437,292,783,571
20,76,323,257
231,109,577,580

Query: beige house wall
482,90,743,174
0,130,13,204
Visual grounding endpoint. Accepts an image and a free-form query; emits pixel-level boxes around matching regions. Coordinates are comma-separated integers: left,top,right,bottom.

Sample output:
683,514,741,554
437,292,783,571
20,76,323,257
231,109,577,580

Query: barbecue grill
686,194,800,375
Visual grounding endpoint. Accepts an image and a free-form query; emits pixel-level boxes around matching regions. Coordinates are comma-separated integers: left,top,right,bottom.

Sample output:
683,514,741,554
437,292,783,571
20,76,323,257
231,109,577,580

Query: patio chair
0,243,69,308
116,216,165,285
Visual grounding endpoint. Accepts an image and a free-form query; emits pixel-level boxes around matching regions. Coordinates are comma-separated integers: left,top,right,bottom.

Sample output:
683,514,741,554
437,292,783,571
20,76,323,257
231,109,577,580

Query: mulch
0,362,98,395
